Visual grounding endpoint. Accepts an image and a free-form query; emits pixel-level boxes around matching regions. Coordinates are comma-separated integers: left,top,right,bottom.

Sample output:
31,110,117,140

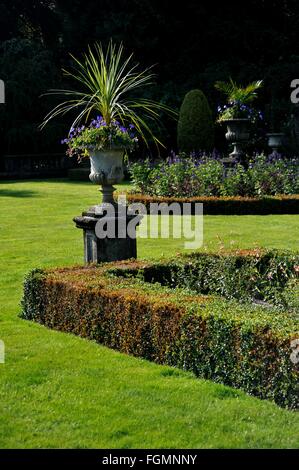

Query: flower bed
129,154,299,198
21,250,299,408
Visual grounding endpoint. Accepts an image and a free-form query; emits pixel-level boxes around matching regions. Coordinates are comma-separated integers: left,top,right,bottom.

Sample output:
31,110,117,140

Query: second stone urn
266,132,284,154
89,148,125,204
224,118,251,161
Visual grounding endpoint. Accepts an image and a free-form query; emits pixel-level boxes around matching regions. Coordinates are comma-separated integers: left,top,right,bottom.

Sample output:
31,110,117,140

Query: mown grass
0,179,298,448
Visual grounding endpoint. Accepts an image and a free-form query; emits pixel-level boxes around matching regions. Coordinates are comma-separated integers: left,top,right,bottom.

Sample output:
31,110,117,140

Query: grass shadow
0,189,38,198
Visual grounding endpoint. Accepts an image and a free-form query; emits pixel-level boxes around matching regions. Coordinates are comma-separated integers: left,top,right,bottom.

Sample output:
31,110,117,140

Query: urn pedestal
73,205,137,263
73,148,138,263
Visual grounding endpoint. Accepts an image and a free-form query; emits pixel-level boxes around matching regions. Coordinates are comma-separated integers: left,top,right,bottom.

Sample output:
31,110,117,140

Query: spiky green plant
215,78,263,105
40,41,177,148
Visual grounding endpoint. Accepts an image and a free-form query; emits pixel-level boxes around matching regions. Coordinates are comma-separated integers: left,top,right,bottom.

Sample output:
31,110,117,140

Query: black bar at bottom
0,449,297,468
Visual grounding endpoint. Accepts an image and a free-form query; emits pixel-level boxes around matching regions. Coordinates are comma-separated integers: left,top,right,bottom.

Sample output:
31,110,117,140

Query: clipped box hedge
124,193,299,215
122,249,299,310
21,250,299,408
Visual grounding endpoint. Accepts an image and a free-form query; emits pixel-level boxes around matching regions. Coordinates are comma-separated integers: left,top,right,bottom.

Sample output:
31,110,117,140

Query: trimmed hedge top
123,193,299,215
23,248,299,336
26,263,298,334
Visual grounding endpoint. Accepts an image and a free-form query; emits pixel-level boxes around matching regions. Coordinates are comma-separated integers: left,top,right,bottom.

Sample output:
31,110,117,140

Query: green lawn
0,179,299,449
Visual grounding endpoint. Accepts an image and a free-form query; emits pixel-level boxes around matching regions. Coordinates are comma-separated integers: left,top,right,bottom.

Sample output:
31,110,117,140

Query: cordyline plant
215,78,263,122
40,41,177,149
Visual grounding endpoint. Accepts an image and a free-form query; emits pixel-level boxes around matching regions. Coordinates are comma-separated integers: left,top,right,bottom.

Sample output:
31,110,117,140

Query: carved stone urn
223,118,251,161
73,148,138,263
266,132,284,154
89,148,124,204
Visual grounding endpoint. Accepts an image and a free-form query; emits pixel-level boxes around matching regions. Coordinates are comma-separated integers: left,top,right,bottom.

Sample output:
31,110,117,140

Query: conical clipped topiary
177,89,214,152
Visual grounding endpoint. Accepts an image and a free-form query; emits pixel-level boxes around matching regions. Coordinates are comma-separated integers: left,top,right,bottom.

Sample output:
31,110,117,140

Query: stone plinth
73,204,138,263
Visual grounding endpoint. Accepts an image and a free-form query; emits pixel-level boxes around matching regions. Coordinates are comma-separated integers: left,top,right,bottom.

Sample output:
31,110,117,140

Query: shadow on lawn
0,189,38,198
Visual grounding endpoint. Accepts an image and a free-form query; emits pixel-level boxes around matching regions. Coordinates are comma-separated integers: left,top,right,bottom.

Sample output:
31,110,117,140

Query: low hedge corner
21,250,299,409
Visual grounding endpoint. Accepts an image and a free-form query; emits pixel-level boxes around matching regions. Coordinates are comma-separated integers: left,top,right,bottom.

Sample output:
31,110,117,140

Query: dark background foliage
1,0,299,155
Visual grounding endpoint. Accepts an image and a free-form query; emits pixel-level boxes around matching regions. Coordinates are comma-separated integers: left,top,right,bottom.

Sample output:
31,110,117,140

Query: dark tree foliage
1,0,299,154
0,38,64,154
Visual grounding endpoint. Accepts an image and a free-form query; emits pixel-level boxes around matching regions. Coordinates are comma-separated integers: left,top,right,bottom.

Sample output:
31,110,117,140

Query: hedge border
123,193,299,215
108,249,299,310
21,250,299,408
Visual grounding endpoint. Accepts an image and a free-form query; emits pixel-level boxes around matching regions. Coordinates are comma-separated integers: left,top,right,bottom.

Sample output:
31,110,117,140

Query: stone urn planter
39,40,176,265
89,148,124,204
266,132,284,153
73,147,138,263
223,118,251,161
